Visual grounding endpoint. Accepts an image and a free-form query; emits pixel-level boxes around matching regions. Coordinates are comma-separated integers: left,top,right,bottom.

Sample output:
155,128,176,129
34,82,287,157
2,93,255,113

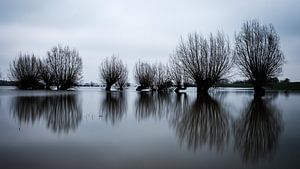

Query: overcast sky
0,0,299,82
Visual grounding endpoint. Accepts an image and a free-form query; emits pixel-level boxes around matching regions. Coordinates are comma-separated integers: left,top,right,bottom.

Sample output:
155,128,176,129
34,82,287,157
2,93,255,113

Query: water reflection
234,98,283,163
101,92,127,125
11,94,82,133
172,94,230,152
135,92,172,121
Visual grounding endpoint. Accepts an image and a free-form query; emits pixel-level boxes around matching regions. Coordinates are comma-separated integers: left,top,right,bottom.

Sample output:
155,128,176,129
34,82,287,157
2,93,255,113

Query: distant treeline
0,80,16,86
215,79,300,91
4,20,286,97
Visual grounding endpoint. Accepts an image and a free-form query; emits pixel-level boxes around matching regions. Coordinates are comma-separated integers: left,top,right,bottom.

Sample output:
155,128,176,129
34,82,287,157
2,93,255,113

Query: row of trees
9,20,284,97
99,20,284,97
9,45,83,90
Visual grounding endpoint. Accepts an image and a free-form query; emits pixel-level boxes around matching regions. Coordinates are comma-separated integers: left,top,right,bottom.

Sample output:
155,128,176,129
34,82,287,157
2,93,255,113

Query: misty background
0,0,299,83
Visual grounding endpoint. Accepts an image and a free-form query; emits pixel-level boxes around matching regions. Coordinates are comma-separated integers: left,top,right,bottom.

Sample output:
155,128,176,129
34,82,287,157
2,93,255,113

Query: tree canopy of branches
40,59,54,90
9,53,43,89
46,45,83,90
154,63,172,91
100,55,127,91
134,60,156,91
171,32,232,93
116,67,128,91
234,20,285,97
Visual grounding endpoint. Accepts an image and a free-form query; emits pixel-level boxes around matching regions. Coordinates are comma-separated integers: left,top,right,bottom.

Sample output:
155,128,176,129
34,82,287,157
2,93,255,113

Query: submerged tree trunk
46,84,51,90
254,86,265,98
196,84,209,94
105,84,112,91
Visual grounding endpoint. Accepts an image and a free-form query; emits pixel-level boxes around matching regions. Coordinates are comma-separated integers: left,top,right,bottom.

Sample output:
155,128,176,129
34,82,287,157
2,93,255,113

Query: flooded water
0,87,299,169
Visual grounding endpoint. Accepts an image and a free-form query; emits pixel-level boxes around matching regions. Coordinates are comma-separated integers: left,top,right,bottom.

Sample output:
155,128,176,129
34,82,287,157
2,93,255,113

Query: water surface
0,87,299,169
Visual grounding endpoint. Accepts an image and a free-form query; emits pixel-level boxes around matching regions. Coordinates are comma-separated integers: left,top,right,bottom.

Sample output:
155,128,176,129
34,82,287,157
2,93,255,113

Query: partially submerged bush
9,53,43,89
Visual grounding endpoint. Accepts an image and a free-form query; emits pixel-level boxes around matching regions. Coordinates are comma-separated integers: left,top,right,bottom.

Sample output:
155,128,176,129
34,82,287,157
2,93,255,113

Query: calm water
0,87,299,169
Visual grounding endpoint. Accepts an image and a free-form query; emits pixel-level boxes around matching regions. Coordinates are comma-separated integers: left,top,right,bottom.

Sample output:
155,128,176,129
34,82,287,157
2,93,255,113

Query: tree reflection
172,94,230,152
11,94,82,134
101,92,127,125
234,98,283,163
135,92,172,121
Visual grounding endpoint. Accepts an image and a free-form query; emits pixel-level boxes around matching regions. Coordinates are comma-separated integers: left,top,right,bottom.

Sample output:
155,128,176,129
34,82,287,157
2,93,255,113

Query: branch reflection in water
234,97,283,163
101,92,127,125
10,93,82,134
171,93,230,152
135,92,172,121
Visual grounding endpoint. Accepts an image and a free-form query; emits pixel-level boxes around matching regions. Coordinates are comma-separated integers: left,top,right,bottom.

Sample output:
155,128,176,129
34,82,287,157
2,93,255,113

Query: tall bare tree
134,60,156,91
234,20,285,97
171,32,232,93
47,45,83,90
9,53,43,89
100,55,127,91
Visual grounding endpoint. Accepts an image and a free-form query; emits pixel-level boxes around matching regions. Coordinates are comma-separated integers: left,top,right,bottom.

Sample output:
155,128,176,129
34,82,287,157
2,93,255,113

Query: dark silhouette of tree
134,60,156,91
154,63,172,91
47,44,83,90
234,20,285,97
172,94,230,152
9,53,43,89
101,92,127,125
116,65,128,91
100,55,127,91
234,98,283,163
40,59,54,90
171,32,232,93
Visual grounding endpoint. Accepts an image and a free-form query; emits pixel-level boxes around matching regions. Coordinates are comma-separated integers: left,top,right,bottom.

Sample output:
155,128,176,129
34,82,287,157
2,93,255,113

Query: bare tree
171,32,232,93
47,45,83,90
116,66,128,91
9,53,43,89
134,60,156,91
154,63,172,91
234,20,285,97
100,55,127,91
40,59,54,90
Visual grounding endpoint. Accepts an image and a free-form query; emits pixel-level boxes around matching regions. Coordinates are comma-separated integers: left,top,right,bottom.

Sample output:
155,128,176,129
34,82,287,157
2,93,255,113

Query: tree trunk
196,85,209,94
119,86,123,91
46,84,51,90
254,86,265,98
105,84,112,91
